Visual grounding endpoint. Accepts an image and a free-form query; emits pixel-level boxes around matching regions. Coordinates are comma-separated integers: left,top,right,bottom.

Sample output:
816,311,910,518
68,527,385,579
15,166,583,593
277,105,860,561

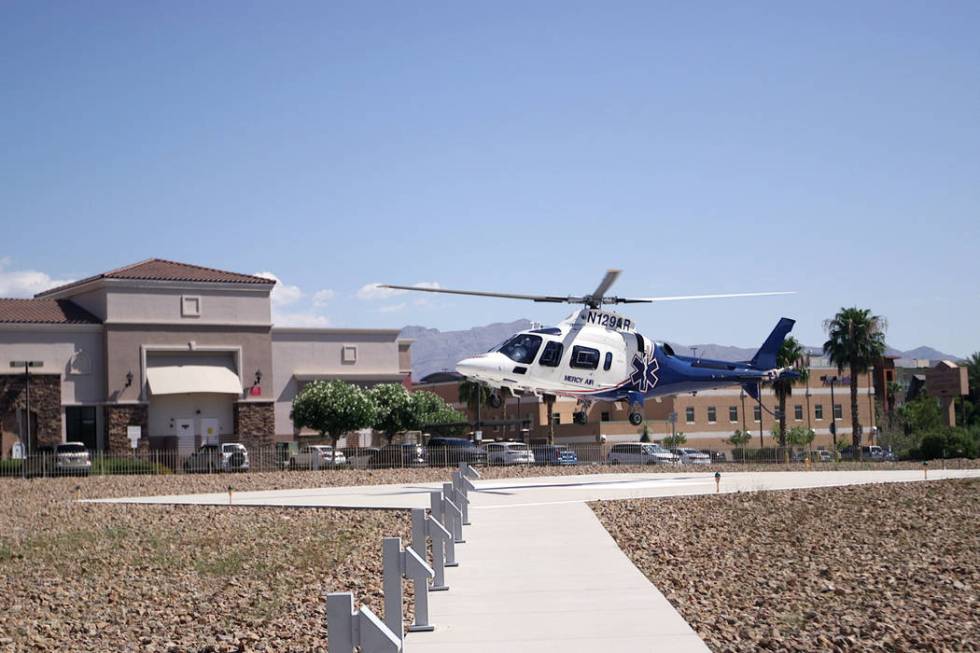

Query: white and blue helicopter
383,270,800,426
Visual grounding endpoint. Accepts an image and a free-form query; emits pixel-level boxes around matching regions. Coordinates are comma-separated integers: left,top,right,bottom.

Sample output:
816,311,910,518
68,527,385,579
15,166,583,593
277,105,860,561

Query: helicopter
382,270,800,426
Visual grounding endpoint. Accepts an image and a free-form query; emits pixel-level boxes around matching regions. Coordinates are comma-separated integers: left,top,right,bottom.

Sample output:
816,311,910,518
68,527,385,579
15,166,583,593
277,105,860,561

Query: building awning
147,365,242,395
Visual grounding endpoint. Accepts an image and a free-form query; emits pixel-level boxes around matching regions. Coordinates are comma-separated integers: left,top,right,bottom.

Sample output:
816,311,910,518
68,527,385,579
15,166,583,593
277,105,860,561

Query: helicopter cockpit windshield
497,334,543,364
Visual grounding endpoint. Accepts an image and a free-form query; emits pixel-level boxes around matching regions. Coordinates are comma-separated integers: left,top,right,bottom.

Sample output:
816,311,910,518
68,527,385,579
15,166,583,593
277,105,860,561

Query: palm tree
823,308,887,460
458,380,491,433
967,352,980,403
772,336,809,457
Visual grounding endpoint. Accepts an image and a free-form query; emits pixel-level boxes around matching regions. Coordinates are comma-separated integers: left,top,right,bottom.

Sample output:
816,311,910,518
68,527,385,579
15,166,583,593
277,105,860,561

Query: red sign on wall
249,386,262,397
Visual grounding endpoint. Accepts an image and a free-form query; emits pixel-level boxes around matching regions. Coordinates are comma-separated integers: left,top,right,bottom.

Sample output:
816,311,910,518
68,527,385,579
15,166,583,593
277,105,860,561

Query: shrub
92,457,173,476
915,429,978,460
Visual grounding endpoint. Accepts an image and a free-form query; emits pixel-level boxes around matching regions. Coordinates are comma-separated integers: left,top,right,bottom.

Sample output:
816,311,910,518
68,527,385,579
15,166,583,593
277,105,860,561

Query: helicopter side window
570,346,600,370
634,333,645,355
538,341,564,367
603,352,613,371
498,334,543,364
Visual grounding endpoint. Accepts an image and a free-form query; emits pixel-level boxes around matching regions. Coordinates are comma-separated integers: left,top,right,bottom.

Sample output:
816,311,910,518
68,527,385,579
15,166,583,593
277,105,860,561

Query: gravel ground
592,479,979,653
0,481,417,652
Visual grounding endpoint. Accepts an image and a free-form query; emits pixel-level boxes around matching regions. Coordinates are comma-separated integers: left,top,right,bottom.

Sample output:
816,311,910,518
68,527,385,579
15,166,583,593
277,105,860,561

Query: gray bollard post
382,538,404,642
326,592,402,653
450,473,471,525
459,461,482,479
431,491,458,567
412,508,450,591
404,544,435,632
442,485,464,544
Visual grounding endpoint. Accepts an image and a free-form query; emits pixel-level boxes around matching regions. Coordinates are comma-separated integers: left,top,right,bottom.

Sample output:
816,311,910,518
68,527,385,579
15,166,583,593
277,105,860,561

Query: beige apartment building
418,361,876,452
0,259,411,457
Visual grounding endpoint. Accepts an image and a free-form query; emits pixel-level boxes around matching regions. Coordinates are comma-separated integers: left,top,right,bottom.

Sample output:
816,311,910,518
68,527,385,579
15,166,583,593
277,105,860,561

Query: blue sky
2,2,978,355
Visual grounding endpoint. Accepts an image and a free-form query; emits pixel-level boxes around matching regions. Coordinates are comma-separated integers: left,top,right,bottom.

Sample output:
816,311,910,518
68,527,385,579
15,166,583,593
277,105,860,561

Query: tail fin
749,318,796,370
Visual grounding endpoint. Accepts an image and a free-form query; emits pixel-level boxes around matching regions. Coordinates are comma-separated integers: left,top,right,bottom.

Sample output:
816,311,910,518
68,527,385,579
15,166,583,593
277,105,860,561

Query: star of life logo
629,352,659,393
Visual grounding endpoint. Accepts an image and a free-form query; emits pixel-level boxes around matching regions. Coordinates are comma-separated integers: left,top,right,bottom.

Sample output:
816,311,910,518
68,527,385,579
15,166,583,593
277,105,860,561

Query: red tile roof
36,258,275,297
0,299,102,325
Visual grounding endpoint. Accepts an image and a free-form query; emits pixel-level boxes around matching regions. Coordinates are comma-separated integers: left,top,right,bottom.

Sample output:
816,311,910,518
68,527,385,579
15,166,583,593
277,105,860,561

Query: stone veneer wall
234,401,274,450
0,373,62,450
105,404,149,453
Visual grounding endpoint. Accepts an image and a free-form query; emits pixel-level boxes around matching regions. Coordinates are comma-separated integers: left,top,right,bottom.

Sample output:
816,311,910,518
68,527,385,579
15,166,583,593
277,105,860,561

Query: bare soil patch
592,479,979,652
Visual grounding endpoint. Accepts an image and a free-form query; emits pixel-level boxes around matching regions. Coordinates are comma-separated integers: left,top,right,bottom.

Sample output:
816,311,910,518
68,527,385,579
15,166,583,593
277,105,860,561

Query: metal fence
0,443,972,479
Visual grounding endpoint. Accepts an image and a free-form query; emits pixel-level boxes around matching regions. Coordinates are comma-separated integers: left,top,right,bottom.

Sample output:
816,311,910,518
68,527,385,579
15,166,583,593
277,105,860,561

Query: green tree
727,429,752,463
661,432,687,449
785,426,816,456
370,383,414,444
407,390,468,435
823,308,887,460
291,380,377,463
967,352,980,404
772,337,809,451
899,395,943,434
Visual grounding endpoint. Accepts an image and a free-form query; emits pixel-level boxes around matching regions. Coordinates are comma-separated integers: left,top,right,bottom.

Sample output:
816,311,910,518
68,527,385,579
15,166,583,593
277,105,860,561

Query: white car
53,442,92,475
672,448,711,465
183,443,250,473
482,442,535,466
607,443,679,465
290,445,347,469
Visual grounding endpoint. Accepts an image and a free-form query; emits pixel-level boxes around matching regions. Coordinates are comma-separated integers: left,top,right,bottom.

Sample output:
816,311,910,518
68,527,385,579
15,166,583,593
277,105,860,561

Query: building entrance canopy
146,365,242,396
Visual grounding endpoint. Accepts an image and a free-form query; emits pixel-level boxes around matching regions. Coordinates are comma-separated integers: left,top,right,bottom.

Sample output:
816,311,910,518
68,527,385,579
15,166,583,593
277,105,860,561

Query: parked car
183,443,249,473
425,437,487,466
711,451,727,463
483,442,535,466
607,443,679,465
26,442,92,477
371,443,427,468
840,445,886,461
671,447,711,465
531,444,578,466
290,444,347,469
815,450,834,462
346,447,380,469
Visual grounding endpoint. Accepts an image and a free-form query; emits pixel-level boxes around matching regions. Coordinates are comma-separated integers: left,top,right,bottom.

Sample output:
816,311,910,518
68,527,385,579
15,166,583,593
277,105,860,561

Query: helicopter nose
456,354,504,380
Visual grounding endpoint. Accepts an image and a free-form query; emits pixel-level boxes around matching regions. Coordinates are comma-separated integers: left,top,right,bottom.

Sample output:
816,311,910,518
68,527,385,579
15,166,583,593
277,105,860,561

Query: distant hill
402,320,962,379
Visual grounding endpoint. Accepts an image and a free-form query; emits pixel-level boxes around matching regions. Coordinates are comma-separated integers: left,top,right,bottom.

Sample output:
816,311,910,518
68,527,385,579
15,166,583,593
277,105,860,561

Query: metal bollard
459,461,481,479
443,483,465,543
326,592,401,653
412,508,450,591
431,491,457,566
714,471,720,493
450,474,472,526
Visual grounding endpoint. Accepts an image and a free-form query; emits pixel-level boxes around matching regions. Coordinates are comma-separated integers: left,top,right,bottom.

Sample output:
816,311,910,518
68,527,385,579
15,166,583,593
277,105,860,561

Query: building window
601,411,610,422
815,404,824,420
66,406,98,450
794,404,803,421
181,295,201,317
729,406,738,422
833,404,843,420
707,406,717,423
753,405,761,422
552,413,561,425
342,345,357,364
685,406,695,423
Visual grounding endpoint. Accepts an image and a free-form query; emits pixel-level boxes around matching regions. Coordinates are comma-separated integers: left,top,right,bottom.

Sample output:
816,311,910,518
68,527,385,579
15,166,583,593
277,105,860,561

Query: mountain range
401,321,962,381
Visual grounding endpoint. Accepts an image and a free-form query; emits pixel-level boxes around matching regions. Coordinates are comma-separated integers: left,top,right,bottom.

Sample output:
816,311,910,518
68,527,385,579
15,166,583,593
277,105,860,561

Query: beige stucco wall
271,329,406,436
105,325,273,404
104,286,272,325
0,327,105,405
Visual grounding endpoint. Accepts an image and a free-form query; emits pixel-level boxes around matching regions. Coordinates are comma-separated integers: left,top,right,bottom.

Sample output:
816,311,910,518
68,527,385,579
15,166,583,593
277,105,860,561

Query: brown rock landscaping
592,478,979,652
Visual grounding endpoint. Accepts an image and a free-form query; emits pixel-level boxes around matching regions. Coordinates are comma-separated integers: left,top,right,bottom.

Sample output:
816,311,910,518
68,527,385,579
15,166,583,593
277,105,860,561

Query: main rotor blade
589,269,621,303
378,284,571,303
613,290,796,304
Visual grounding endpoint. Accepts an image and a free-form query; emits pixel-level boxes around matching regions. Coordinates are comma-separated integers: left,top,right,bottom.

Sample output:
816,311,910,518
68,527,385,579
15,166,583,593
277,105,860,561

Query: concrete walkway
87,469,979,652
405,500,710,652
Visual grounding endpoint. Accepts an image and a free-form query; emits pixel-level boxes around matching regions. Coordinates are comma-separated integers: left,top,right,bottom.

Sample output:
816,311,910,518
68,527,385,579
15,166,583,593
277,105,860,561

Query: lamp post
739,389,747,436
823,375,839,451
